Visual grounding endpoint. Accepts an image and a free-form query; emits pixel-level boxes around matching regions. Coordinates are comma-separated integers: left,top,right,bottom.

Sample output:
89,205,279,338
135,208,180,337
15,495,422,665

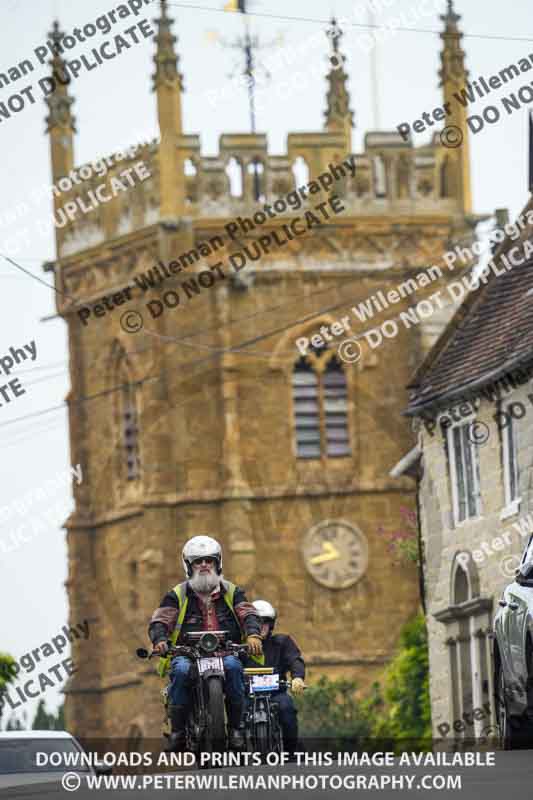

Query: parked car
0,730,107,791
493,532,533,748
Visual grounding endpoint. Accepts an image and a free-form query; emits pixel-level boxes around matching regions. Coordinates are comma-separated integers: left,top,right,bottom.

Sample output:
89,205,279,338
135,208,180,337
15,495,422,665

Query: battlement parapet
58,130,459,259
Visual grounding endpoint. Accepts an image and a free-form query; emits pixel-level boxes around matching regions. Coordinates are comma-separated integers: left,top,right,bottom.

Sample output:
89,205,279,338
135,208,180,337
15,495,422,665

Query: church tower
48,4,480,739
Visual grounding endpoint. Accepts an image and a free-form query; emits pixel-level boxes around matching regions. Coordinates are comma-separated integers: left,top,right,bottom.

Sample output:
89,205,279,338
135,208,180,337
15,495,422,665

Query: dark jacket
248,634,305,681
148,580,260,646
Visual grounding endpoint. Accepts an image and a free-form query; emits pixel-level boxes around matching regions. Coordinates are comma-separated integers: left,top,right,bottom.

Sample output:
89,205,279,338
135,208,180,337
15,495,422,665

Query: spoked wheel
254,721,270,762
204,677,226,754
186,711,201,762
271,710,283,756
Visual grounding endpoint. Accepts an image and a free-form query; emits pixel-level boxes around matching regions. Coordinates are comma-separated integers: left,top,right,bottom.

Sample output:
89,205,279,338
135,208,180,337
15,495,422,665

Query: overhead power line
166,2,533,45
0,277,378,431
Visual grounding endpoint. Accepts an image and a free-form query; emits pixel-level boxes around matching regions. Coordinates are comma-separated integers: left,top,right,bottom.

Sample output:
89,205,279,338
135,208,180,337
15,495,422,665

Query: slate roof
405,232,533,416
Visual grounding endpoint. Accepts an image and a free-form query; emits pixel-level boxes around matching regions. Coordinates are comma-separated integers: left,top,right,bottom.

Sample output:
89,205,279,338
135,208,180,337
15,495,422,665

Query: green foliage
32,700,65,730
294,675,383,748
0,653,17,723
370,614,432,751
295,614,431,752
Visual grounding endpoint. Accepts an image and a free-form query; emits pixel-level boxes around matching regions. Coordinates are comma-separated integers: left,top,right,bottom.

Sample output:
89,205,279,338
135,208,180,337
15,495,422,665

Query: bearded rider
148,536,262,752
248,600,306,757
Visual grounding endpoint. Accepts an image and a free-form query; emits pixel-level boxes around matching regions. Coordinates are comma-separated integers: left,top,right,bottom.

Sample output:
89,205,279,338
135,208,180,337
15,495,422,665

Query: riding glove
246,635,263,655
291,677,305,695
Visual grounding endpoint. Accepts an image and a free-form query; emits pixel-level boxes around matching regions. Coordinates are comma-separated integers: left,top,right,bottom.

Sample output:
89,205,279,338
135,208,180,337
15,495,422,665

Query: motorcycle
243,667,288,759
136,630,248,757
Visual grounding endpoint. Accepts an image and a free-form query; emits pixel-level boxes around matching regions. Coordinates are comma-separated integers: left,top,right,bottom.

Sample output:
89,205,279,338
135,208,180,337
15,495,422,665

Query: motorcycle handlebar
136,641,252,660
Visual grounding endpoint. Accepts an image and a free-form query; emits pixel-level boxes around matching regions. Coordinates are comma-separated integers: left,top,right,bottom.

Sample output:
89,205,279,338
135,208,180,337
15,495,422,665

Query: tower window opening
292,156,310,189
247,159,265,202
373,155,387,198
292,354,350,459
226,157,244,198
122,383,141,481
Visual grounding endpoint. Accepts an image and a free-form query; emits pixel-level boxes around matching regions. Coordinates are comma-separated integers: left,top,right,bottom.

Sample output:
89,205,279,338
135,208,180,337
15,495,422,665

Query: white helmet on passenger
253,600,277,628
182,535,222,578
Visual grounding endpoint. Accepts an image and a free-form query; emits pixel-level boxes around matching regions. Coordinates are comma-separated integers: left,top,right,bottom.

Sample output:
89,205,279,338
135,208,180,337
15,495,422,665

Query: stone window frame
501,399,521,519
290,349,352,463
445,414,482,527
268,314,363,471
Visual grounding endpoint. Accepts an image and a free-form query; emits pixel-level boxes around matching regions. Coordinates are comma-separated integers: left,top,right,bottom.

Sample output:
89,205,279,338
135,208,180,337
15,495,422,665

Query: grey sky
0,0,532,725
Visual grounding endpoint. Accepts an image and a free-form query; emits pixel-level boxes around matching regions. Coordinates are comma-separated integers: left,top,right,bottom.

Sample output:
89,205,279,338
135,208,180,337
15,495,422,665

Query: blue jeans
272,690,298,750
168,655,245,710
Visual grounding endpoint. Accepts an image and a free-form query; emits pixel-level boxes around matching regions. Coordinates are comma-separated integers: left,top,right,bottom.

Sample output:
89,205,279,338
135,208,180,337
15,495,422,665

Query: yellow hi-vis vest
157,580,245,678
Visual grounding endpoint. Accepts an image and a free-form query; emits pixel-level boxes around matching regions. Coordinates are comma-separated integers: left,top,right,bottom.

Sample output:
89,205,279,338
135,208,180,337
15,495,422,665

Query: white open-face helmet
253,600,277,630
182,535,222,578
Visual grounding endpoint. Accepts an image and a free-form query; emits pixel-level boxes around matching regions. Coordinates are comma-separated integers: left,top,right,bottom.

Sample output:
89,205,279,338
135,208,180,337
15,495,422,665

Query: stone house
399,195,533,745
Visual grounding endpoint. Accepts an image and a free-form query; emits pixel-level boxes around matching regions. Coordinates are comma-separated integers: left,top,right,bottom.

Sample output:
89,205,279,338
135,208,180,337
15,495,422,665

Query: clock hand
309,541,340,565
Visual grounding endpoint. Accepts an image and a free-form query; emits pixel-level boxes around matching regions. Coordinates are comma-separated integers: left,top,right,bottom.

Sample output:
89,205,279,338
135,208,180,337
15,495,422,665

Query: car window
0,738,90,774
520,534,533,576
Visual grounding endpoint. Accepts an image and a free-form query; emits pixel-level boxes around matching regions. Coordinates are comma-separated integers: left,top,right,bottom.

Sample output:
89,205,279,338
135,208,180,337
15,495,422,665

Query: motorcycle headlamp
199,632,219,654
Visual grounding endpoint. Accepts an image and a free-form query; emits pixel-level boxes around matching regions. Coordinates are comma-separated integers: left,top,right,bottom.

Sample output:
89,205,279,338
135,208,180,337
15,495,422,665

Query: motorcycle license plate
251,674,279,692
198,656,224,674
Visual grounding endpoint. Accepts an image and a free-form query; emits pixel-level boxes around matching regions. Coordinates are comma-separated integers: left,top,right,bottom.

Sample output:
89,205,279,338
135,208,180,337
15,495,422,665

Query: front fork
249,695,271,744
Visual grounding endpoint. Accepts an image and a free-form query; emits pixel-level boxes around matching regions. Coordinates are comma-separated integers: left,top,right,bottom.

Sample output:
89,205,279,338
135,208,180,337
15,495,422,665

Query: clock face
302,520,368,589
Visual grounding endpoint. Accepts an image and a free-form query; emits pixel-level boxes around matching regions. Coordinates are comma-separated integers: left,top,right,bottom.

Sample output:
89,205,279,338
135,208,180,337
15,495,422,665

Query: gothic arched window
453,562,470,604
292,350,350,459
